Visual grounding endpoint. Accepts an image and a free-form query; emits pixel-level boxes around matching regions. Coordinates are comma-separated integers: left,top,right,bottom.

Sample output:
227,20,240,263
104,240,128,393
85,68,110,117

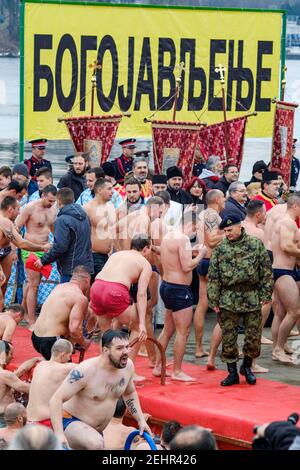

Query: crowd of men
0,135,299,449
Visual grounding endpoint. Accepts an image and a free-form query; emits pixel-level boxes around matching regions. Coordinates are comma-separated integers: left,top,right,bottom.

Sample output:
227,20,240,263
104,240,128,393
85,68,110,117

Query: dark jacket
167,186,193,205
213,176,231,196
40,203,93,276
245,175,262,187
58,170,87,201
220,197,247,221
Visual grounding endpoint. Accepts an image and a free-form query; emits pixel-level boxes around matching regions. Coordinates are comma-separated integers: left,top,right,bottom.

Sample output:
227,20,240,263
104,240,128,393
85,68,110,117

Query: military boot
220,362,240,386
240,356,256,385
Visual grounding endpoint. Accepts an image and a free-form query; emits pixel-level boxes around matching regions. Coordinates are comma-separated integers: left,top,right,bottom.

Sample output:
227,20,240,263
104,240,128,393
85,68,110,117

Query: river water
0,57,299,182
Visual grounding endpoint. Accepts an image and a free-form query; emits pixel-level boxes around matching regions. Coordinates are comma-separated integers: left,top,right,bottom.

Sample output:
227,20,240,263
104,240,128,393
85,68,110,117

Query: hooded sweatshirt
41,203,93,276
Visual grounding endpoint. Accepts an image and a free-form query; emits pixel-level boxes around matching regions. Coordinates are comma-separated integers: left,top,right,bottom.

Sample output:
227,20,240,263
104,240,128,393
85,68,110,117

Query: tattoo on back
68,369,84,384
204,212,219,232
125,398,137,416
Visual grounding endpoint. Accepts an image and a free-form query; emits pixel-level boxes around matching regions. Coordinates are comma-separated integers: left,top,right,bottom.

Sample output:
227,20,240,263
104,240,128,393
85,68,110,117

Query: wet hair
51,339,73,356
35,167,52,180
57,187,74,205
87,167,105,179
5,303,25,317
113,398,126,418
162,421,182,445
101,329,129,349
169,425,217,450
9,425,61,450
0,195,17,211
125,177,141,189
41,184,57,197
246,199,265,217
155,190,170,205
0,166,12,178
4,403,26,425
130,234,151,251
94,177,112,192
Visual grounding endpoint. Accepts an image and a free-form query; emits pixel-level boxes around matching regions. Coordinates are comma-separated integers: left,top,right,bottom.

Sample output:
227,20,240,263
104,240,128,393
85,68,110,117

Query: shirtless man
0,403,26,448
103,398,138,450
0,304,25,343
193,189,225,359
271,194,300,364
0,180,27,205
49,329,151,450
153,211,207,382
15,185,57,327
0,340,41,423
27,339,75,427
0,196,51,311
32,266,92,360
83,178,114,281
90,235,152,367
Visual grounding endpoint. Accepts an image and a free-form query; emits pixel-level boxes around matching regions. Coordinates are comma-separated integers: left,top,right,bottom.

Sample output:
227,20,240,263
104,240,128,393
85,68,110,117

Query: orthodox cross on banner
215,64,229,161
89,60,102,116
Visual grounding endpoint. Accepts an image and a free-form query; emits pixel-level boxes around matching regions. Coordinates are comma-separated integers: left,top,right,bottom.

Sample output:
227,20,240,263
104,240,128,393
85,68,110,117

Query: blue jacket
220,197,247,222
41,203,93,276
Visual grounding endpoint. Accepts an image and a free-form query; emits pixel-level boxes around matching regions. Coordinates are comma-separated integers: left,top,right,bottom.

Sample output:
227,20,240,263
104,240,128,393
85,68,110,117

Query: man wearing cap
24,139,52,181
245,160,267,187
253,171,281,212
166,166,193,206
111,139,136,184
207,215,273,386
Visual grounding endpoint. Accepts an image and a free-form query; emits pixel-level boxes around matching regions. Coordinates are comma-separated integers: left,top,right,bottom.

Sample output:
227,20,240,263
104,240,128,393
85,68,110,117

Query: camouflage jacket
207,229,274,313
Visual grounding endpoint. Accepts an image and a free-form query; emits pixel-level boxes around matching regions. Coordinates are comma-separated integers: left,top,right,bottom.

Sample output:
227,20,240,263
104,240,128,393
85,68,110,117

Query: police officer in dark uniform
111,138,136,184
290,138,300,190
24,139,52,182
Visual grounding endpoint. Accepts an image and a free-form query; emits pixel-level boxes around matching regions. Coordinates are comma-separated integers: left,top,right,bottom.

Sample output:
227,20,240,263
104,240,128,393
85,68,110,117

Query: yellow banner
23,2,283,140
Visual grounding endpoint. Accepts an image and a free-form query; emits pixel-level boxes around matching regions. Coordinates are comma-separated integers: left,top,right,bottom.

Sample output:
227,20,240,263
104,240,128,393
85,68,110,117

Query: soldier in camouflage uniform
207,214,274,386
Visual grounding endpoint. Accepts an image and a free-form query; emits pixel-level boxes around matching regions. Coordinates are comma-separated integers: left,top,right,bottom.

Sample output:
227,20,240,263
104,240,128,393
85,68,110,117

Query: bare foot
252,363,269,373
149,360,173,369
206,357,216,370
152,367,171,377
272,350,294,365
288,329,299,337
284,343,294,355
171,372,196,382
195,350,209,358
133,374,146,382
261,336,273,345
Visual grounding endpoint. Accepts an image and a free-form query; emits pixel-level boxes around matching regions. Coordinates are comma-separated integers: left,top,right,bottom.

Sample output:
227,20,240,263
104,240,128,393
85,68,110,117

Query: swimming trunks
90,279,131,318
160,280,194,312
31,419,53,429
151,265,159,274
62,410,81,431
31,332,64,360
0,246,11,260
196,258,210,277
130,283,151,303
273,268,300,283
92,252,109,282
21,250,44,264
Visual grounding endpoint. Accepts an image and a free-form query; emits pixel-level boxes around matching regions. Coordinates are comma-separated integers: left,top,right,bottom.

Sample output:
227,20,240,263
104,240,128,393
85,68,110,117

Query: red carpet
9,327,300,449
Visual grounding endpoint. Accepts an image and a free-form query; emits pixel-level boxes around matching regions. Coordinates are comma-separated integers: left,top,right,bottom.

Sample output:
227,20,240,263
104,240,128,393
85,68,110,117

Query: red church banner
271,101,298,186
61,114,123,166
151,120,202,181
198,116,248,171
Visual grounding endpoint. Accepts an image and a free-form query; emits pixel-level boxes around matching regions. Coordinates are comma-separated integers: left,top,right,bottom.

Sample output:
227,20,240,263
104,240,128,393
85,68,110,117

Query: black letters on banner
55,34,78,112
33,34,54,111
178,38,206,111
256,41,273,112
157,38,176,111
227,40,254,111
134,37,155,111
118,37,135,112
96,35,118,112
80,36,97,111
208,39,227,111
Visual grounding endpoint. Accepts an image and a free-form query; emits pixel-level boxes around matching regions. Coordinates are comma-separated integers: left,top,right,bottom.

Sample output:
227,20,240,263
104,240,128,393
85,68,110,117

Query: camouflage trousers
218,309,262,363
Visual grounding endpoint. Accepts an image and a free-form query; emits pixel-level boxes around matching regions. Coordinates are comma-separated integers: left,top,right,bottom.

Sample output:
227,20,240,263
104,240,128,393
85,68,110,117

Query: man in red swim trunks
90,234,152,363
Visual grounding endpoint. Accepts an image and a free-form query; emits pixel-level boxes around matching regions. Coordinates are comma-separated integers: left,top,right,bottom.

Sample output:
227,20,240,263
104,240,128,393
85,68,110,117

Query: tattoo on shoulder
68,369,84,384
3,228,16,242
125,398,138,416
204,211,219,232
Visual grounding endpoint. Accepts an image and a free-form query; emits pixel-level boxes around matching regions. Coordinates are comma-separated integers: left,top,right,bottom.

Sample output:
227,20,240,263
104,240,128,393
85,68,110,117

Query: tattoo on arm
67,369,84,384
125,398,138,416
4,228,16,242
205,213,219,232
